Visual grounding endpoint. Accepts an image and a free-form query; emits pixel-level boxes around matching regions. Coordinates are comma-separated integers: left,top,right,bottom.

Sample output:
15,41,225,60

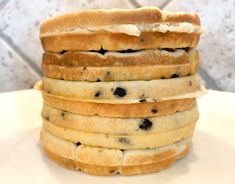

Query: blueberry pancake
43,119,195,149
40,7,204,52
42,48,199,81
41,128,192,175
42,103,198,135
41,92,196,118
41,75,203,103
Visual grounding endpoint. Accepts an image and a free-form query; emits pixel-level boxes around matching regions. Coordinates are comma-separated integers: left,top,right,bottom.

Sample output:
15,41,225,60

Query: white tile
0,38,40,92
0,0,133,68
135,0,170,8
0,0,8,7
165,0,235,92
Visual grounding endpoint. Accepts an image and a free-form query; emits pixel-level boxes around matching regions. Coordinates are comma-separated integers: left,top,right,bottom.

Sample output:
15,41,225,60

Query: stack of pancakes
38,7,205,176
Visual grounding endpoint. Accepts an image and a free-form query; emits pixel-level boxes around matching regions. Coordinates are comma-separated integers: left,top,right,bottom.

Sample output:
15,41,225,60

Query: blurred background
0,0,234,93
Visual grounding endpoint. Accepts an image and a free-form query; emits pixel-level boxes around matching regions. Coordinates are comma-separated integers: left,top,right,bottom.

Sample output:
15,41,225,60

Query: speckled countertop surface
0,0,234,92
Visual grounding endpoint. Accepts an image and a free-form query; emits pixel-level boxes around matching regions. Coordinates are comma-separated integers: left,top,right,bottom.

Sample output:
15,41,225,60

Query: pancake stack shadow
38,7,205,176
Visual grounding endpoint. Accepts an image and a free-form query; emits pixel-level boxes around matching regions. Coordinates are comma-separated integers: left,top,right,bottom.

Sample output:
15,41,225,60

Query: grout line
128,0,173,8
0,36,41,79
159,0,173,9
0,0,9,11
0,32,42,76
128,0,141,8
198,67,221,90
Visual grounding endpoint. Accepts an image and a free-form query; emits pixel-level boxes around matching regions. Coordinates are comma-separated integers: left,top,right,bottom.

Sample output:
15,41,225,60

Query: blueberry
118,137,130,144
139,119,153,131
139,99,146,103
95,91,101,97
113,87,126,97
60,50,67,54
151,109,158,113
171,73,179,78
76,142,81,146
61,111,66,118
45,116,50,121
96,78,101,82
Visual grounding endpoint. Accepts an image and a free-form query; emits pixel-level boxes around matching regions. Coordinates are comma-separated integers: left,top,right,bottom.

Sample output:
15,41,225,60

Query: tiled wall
0,0,234,92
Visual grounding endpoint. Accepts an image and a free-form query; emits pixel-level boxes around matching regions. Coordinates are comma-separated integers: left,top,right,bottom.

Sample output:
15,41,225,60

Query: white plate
0,89,235,184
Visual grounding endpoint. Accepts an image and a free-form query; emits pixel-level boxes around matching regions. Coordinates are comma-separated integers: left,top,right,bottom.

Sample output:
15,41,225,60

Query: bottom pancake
41,129,191,175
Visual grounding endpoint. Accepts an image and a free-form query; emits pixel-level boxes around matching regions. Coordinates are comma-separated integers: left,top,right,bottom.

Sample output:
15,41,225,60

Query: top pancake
40,7,203,52
41,7,201,32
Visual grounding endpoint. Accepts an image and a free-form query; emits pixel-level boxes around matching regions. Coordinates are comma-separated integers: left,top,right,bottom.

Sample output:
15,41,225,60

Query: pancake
42,103,199,135
40,7,203,52
41,128,192,175
41,91,196,118
41,75,203,103
42,48,199,81
43,120,195,149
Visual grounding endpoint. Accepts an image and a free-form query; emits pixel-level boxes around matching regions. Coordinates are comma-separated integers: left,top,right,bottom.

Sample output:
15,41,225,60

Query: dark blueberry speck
151,109,158,113
45,116,50,121
60,50,67,54
139,99,147,103
118,137,130,144
171,73,179,78
139,119,153,131
76,142,81,146
61,111,66,118
95,91,101,97
113,87,126,97
96,78,101,82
